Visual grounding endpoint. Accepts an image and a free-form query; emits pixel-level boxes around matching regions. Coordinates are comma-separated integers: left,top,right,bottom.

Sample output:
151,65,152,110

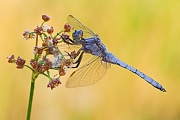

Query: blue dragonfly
61,15,166,92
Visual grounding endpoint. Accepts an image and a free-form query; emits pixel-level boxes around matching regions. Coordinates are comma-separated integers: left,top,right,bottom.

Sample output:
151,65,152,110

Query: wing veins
66,56,107,87
68,15,95,38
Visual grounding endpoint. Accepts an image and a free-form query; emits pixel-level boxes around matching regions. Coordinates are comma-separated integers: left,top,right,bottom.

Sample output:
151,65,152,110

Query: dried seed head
42,14,50,22
52,38,59,46
47,26,54,34
44,58,52,70
16,56,26,69
34,26,43,35
30,59,38,69
64,23,71,32
33,46,43,55
7,55,15,63
47,78,61,89
59,66,66,76
22,30,36,40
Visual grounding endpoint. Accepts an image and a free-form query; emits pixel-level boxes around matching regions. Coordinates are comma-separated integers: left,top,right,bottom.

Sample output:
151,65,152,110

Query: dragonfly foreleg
61,35,74,45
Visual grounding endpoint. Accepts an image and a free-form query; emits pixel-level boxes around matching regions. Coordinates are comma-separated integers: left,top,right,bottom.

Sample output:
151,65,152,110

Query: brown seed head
8,55,15,63
16,56,26,69
34,26,43,35
42,14,50,22
47,26,54,34
64,23,71,32
47,78,61,89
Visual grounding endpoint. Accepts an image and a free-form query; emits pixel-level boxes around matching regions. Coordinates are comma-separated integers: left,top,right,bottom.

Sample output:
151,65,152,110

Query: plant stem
54,30,64,38
26,72,38,120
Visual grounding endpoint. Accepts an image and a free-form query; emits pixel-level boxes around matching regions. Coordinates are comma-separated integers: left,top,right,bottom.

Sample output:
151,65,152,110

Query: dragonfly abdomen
105,52,166,92
117,59,166,92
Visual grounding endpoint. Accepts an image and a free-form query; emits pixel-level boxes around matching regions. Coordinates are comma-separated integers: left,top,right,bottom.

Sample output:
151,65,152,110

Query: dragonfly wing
58,43,92,63
68,15,95,38
58,42,81,54
102,61,111,69
66,56,108,88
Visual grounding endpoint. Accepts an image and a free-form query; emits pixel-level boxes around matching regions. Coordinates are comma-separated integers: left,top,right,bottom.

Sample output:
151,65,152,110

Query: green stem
54,30,64,38
26,72,38,120
55,47,64,58
26,32,39,120
24,65,34,72
40,72,50,78
40,35,45,42
42,33,48,39
41,21,45,26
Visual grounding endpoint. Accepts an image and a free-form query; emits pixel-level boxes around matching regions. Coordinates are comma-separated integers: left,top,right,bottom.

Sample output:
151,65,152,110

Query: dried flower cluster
47,78,61,89
8,14,75,90
8,55,26,69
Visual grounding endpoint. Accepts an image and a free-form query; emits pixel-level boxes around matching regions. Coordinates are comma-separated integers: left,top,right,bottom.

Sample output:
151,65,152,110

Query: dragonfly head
72,30,83,42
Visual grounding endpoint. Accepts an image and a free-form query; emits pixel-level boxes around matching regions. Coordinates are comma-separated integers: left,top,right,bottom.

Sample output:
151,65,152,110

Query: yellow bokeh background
1,0,180,120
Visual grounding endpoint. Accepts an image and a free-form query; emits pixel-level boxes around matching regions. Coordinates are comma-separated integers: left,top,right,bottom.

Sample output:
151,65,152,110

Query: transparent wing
58,42,81,53
58,42,92,62
66,56,109,88
68,15,96,38
102,61,111,69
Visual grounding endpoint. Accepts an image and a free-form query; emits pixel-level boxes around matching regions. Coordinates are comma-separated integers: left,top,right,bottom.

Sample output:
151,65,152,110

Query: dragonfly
61,15,166,92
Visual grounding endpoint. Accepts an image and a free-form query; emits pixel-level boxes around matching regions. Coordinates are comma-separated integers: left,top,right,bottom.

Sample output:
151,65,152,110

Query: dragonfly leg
73,48,82,59
71,52,84,68
61,35,74,45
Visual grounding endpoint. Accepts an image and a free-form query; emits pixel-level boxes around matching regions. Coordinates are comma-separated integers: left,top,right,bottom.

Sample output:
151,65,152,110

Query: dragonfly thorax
81,36,107,57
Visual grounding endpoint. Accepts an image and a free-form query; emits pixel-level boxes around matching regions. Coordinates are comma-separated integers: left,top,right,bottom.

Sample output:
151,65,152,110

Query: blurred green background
0,0,180,120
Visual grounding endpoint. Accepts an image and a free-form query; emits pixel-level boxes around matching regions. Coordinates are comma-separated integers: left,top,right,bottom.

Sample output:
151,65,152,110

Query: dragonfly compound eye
72,30,83,40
